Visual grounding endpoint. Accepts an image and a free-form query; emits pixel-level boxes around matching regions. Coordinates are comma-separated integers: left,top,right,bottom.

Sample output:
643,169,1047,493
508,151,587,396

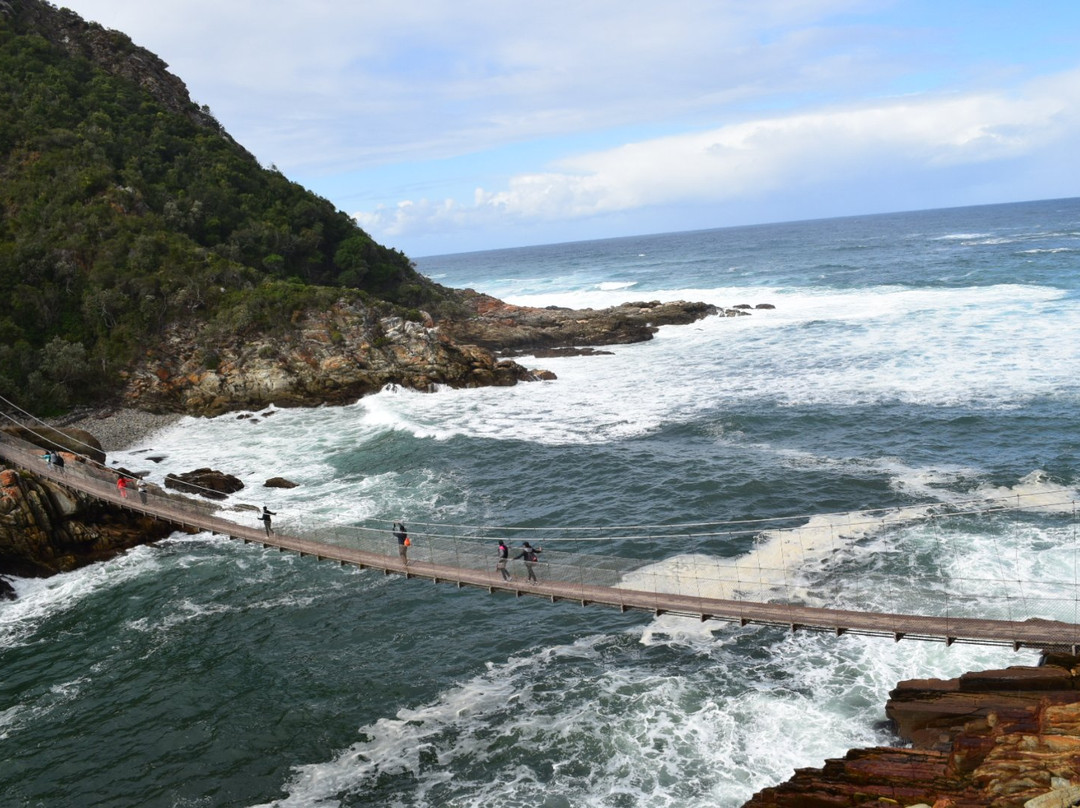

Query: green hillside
0,1,455,414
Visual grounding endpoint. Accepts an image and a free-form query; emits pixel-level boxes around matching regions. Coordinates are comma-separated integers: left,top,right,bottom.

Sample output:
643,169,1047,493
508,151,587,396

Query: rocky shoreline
8,414,1080,805
742,654,1080,808
116,296,732,416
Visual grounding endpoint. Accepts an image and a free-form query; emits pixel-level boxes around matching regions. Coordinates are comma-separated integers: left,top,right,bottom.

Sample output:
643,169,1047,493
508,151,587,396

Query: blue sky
61,1,1080,257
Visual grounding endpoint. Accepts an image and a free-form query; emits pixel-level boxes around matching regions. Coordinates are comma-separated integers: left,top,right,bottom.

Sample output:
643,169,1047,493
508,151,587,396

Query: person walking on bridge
116,475,129,498
261,506,276,536
514,542,541,582
496,539,511,581
393,521,410,565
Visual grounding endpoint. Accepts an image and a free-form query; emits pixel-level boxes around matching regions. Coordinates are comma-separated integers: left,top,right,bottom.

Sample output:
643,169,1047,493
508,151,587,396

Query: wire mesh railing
4,426,1080,649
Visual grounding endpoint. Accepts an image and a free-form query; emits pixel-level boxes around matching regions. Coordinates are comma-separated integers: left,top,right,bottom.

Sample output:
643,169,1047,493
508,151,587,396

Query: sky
58,1,1080,257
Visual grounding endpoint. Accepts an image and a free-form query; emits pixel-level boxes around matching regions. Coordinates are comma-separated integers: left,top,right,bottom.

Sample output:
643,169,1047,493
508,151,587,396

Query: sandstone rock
743,661,1080,808
117,290,732,416
0,466,174,577
123,298,535,415
1025,784,1080,808
264,477,298,489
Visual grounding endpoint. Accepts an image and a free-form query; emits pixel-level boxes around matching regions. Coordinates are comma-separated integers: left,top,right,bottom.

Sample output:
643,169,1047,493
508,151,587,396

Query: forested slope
0,0,456,414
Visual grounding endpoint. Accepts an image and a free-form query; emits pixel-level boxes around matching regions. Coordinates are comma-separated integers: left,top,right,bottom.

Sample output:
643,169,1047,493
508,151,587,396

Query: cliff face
742,659,1080,808
121,301,537,415
0,467,174,577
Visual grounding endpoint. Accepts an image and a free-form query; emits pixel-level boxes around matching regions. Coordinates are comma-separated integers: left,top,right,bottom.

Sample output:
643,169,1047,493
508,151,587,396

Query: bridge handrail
3,428,1080,651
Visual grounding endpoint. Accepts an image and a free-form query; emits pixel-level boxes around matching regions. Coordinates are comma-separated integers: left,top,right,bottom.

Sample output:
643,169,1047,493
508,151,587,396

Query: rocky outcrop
439,291,724,354
111,287,760,416
742,658,1080,808
0,467,174,577
121,300,536,415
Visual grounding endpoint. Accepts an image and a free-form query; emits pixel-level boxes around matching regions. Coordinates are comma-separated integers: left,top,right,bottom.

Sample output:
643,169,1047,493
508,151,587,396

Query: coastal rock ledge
0,467,173,577
742,656,1080,808
121,301,535,416
119,295,727,416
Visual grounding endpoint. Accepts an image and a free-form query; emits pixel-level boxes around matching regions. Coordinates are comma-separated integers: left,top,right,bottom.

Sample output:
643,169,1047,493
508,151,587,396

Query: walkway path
3,432,1078,652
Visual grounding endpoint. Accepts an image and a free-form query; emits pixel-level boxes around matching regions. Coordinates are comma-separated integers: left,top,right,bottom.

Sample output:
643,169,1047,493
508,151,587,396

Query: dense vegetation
0,2,455,415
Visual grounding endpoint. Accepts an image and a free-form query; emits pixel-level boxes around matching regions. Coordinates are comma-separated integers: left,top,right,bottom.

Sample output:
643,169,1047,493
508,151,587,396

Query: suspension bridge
2,422,1080,653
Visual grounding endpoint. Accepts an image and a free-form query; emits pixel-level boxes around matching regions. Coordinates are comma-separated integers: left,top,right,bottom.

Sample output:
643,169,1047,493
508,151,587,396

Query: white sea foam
0,544,162,648
618,466,1080,625
257,620,1029,808
0,674,89,741
107,281,1078,478
972,470,1080,514
619,503,936,606
933,232,993,241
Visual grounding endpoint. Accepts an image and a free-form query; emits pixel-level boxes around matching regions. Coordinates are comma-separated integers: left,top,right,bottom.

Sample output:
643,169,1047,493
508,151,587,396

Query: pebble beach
50,408,184,452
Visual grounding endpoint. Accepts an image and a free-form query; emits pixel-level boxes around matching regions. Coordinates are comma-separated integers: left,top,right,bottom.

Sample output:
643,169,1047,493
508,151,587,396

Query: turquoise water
4,198,1080,806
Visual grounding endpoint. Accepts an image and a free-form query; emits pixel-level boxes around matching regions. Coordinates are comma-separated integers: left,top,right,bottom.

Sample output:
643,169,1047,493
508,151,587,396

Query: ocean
3,197,1080,807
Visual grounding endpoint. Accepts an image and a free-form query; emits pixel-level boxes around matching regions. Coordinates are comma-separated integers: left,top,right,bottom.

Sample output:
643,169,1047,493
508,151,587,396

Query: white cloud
60,1,1080,252
63,0,907,171
356,68,1080,243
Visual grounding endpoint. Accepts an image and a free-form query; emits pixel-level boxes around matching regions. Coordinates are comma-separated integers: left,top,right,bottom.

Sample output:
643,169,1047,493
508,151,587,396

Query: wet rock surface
742,658,1080,808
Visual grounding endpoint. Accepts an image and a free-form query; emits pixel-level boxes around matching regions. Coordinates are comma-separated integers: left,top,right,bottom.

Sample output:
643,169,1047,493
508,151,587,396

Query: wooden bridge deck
4,434,1079,652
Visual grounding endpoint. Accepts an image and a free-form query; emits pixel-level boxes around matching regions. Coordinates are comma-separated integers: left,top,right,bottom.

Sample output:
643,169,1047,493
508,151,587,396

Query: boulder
264,477,298,489
164,468,244,499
